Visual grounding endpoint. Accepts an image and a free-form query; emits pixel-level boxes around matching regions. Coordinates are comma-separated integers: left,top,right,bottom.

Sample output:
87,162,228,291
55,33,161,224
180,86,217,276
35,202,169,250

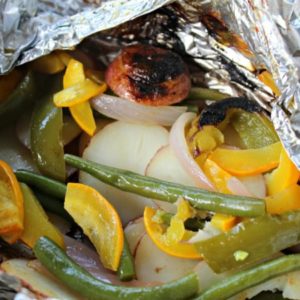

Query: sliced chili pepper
34,236,199,300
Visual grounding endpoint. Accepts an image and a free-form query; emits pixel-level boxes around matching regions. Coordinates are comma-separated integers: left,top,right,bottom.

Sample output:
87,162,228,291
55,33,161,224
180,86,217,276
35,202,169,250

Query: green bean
193,254,300,300
64,154,265,217
15,170,66,199
117,238,136,281
34,237,199,300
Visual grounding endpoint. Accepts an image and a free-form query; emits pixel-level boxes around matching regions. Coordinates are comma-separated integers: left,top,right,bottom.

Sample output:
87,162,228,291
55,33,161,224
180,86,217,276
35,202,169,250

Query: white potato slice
80,121,169,224
145,145,196,213
135,234,198,283
283,271,300,300
1,259,81,299
194,260,225,292
124,217,146,256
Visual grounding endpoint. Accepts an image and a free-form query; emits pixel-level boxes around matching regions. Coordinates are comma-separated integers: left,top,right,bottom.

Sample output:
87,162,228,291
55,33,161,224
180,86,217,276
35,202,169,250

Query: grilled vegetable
31,79,65,182
19,183,64,249
65,154,266,217
117,238,136,281
34,236,199,300
194,255,300,300
15,170,66,199
0,160,24,244
0,71,36,126
196,211,300,273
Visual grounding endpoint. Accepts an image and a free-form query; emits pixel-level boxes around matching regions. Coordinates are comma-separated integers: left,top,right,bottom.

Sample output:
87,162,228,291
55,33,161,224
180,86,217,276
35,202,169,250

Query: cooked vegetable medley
0,45,300,300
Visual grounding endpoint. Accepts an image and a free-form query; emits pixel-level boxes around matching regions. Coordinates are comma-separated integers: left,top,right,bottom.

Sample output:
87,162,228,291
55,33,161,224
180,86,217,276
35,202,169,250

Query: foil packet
0,0,300,166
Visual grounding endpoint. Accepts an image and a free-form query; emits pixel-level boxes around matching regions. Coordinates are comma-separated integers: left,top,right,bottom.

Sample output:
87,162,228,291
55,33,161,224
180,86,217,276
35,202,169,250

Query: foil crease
0,0,300,167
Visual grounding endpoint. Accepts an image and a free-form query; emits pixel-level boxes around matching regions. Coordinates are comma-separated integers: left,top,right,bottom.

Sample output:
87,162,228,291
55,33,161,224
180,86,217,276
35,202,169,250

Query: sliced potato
1,259,81,299
135,234,198,283
193,260,225,292
124,217,145,255
145,145,196,213
80,121,169,224
238,174,266,198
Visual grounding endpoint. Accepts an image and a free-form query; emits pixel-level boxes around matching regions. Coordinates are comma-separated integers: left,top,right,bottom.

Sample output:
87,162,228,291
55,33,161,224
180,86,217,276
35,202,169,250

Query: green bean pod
194,254,300,300
64,154,265,217
117,238,136,282
34,237,199,300
15,170,66,199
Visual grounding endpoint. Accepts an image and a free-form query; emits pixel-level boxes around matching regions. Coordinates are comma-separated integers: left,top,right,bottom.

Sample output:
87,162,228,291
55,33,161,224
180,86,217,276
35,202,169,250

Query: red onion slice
169,112,214,190
91,94,187,126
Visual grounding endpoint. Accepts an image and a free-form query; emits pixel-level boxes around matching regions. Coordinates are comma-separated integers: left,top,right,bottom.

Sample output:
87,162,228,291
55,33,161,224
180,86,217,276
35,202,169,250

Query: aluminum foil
0,0,173,73
0,0,300,167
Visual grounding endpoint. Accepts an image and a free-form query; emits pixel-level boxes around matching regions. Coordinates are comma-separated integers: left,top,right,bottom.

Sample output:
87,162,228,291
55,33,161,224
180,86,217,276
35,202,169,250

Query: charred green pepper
31,80,66,182
196,211,300,273
0,70,36,126
231,111,278,149
198,97,278,149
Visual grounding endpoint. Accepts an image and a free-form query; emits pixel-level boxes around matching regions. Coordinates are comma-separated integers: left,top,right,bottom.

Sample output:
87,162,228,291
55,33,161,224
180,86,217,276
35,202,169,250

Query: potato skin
105,45,191,106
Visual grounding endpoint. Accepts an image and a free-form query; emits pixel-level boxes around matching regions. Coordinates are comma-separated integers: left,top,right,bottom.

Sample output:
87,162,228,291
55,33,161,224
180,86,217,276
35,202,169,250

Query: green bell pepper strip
15,170,66,199
64,154,265,217
196,211,300,273
117,237,136,282
231,111,278,149
187,87,229,101
0,71,36,126
31,92,66,182
34,237,199,300
193,254,300,300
